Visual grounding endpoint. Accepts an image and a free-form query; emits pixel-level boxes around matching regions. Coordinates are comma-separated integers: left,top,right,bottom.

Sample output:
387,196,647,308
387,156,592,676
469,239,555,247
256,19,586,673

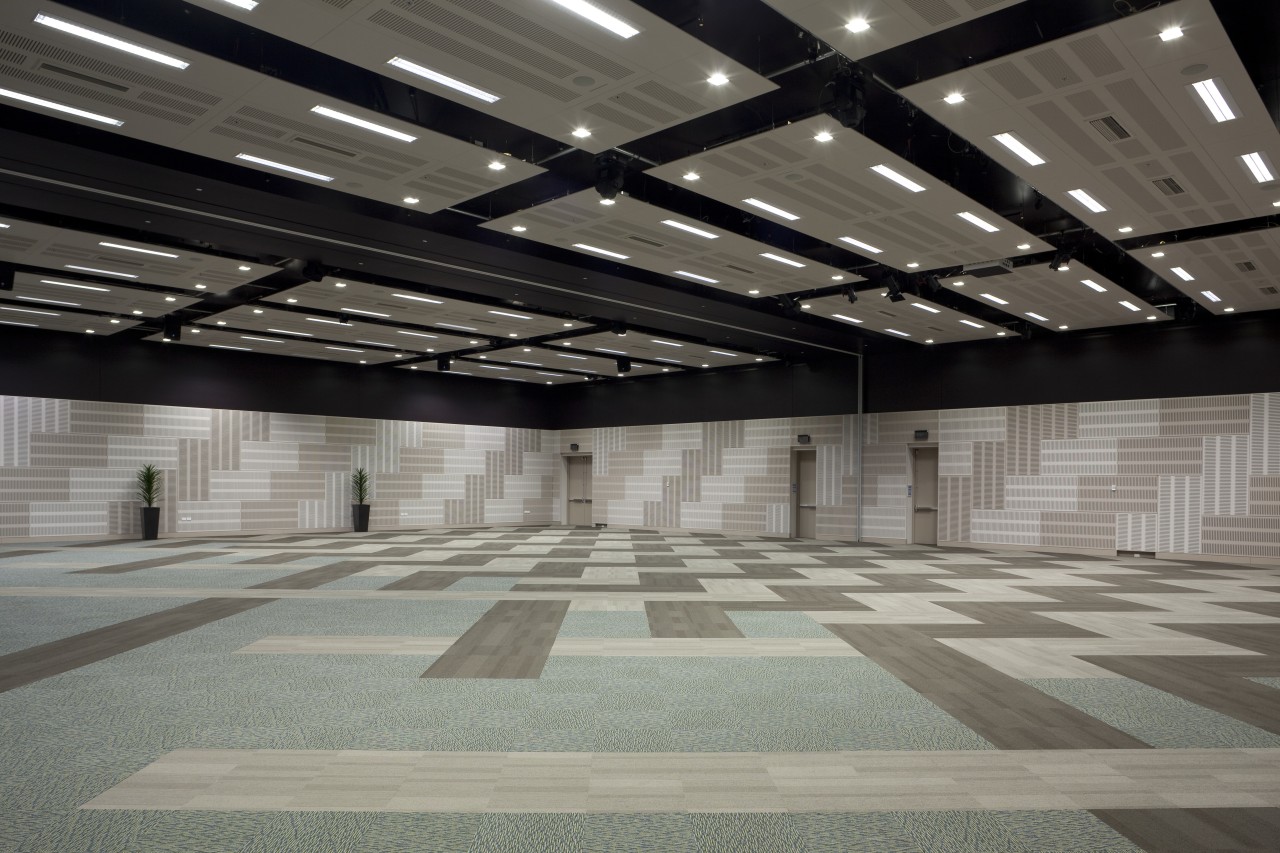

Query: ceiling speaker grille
902,0,961,27
1151,177,1186,196
583,101,653,133
1234,260,1258,273
0,63,196,124
439,0,631,78
1089,115,1131,141
38,63,129,92
625,235,666,248
1259,286,1278,296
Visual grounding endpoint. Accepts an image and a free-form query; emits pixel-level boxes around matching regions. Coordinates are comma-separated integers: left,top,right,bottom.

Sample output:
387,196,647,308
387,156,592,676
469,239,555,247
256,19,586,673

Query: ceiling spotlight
403,196,420,204
776,294,801,316
923,275,942,295
161,315,182,342
1159,26,1183,41
944,93,965,105
885,276,905,302
845,17,870,33
825,64,866,130
572,127,592,139
436,355,451,372
682,171,700,182
488,160,506,171
842,284,858,304
594,152,625,202
707,73,729,86
814,130,834,142
1048,250,1073,271
611,322,627,336
616,357,632,374
512,225,527,232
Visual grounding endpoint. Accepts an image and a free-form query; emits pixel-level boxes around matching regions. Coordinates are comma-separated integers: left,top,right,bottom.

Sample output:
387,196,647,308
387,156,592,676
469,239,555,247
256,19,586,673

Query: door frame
560,452,592,527
790,446,816,539
906,443,939,545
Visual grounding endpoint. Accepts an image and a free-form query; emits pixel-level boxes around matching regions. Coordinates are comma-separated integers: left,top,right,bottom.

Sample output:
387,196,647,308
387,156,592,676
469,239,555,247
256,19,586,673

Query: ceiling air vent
39,63,129,92
876,310,896,318
1151,177,1186,196
724,264,755,275
1089,115,1132,142
1260,285,1278,296
1234,260,1258,273
292,137,357,157
625,235,666,248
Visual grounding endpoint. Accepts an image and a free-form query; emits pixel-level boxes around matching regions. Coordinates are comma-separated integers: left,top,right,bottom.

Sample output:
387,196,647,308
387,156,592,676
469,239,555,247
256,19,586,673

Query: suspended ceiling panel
0,215,268,293
1130,228,1280,315
555,331,776,366
0,302,139,335
183,0,777,154
399,360,588,385
0,0,542,211
7,272,203,318
647,115,1054,272
481,345,668,378
262,277,580,340
899,0,1280,238
481,190,859,299
193,305,478,355
763,0,1028,60
802,291,996,345
146,325,405,365
937,263,1169,331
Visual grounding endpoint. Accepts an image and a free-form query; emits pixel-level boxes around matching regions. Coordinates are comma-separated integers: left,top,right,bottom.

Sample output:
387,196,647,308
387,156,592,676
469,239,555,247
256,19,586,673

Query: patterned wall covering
560,415,861,539
0,396,559,538
863,392,1280,559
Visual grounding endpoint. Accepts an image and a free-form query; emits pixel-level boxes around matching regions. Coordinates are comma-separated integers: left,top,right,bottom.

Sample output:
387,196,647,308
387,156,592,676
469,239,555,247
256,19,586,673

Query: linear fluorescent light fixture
306,317,352,326
0,306,59,316
1067,189,1107,213
870,164,926,192
266,328,312,336
98,242,178,258
650,340,683,347
980,293,1009,305
214,0,258,9
673,270,719,284
1080,279,1108,293
17,296,78,306
1201,290,1222,302
1241,152,1274,183
709,351,738,357
64,265,136,278
1025,312,1049,322
885,328,911,337
573,243,629,260
209,344,251,350
991,132,1046,165
547,0,639,38
392,292,444,304
910,303,940,314
960,319,985,328
831,314,863,324
40,279,109,291
0,86,123,125
341,308,390,317
235,153,333,182
956,212,1001,232
839,236,882,254
435,323,476,331
489,310,532,320
1119,301,1140,311
661,220,719,239
241,336,285,344
34,14,189,69
325,346,365,353
387,57,500,103
757,252,806,270
742,198,800,220
1191,79,1236,122
1170,266,1195,281
397,330,438,338
310,106,416,142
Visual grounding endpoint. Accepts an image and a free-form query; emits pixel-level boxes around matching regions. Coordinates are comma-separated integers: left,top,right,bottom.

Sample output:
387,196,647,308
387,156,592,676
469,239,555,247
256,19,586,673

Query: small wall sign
914,429,929,441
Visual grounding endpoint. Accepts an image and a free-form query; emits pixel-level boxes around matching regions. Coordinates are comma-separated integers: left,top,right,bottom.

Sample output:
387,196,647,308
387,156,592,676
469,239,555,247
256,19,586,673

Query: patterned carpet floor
1,526,1278,851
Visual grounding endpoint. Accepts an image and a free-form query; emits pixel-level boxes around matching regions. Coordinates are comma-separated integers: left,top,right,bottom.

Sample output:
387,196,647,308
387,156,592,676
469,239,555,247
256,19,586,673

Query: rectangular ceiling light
325,346,365,353
354,340,395,347
709,350,738,357
34,14,190,69
742,198,800,220
489,310,532,320
573,243,630,260
98,241,178,258
831,314,863,324
0,306,60,316
558,353,588,360
215,0,258,9
759,252,806,268
241,336,285,344
911,303,941,313
1191,79,1236,122
673,270,719,284
17,296,78,306
511,361,543,367
0,87,123,126
209,344,251,350
476,364,510,370
535,372,564,377
980,293,1009,305
1170,266,1195,281
266,328,312,336
64,265,137,278
1080,279,1108,292
885,328,911,337
870,164,926,192
392,292,444,304
960,319,985,328
310,106,417,142
1200,290,1222,302
661,220,719,239
653,356,683,363
594,347,627,355
547,0,640,38
991,132,1046,166
650,339,684,347
1067,189,1107,213
436,322,476,331
956,211,1001,232
397,330,438,338
839,236,883,254
1025,312,1049,321
341,308,390,317
1118,301,1140,311
387,57,500,103
1241,152,1274,183
306,317,352,326
40,279,109,291
235,153,333,182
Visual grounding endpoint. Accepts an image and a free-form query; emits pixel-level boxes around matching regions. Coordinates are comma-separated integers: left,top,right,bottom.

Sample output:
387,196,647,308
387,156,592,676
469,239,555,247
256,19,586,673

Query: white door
911,447,938,546
566,456,593,526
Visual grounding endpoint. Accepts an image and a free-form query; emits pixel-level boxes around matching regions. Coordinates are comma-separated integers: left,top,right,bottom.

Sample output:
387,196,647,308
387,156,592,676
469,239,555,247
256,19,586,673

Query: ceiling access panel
0,0,542,212
482,345,666,379
0,215,269,293
480,190,861,300
899,0,1280,239
802,291,997,345
398,360,588,385
1130,227,1280,315
183,0,777,154
194,304,479,355
6,272,203,320
557,331,776,366
647,116,1054,273
146,324,406,364
0,301,141,336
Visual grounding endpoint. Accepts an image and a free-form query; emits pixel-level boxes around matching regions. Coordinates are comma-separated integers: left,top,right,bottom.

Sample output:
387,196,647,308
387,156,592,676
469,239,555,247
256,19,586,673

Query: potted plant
351,467,370,533
136,464,162,540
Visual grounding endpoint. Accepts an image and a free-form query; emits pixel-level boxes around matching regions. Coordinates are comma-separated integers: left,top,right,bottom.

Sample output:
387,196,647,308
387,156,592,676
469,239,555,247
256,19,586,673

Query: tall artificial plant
351,467,370,505
135,464,162,507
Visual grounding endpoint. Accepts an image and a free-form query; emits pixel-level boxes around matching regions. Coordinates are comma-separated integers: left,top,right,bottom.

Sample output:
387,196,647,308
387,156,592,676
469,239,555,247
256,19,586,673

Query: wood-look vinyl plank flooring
248,561,378,590
1090,807,1280,852
73,551,227,574
421,600,570,679
645,601,744,638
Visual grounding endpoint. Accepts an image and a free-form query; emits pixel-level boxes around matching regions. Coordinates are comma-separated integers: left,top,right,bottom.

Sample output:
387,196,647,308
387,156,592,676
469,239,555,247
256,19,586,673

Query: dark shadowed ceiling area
1,0,1277,388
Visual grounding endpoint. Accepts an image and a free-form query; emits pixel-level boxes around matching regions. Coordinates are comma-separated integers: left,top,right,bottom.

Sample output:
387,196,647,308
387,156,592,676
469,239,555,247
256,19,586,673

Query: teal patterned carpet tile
447,576,521,592
0,595,200,655
728,609,835,638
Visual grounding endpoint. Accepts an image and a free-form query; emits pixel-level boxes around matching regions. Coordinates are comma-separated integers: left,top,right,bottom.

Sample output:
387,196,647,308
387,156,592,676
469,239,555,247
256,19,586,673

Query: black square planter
351,504,370,532
140,506,160,540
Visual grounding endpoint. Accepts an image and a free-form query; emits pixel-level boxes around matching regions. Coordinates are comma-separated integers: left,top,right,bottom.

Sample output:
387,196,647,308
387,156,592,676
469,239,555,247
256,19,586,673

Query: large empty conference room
1,0,1278,850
